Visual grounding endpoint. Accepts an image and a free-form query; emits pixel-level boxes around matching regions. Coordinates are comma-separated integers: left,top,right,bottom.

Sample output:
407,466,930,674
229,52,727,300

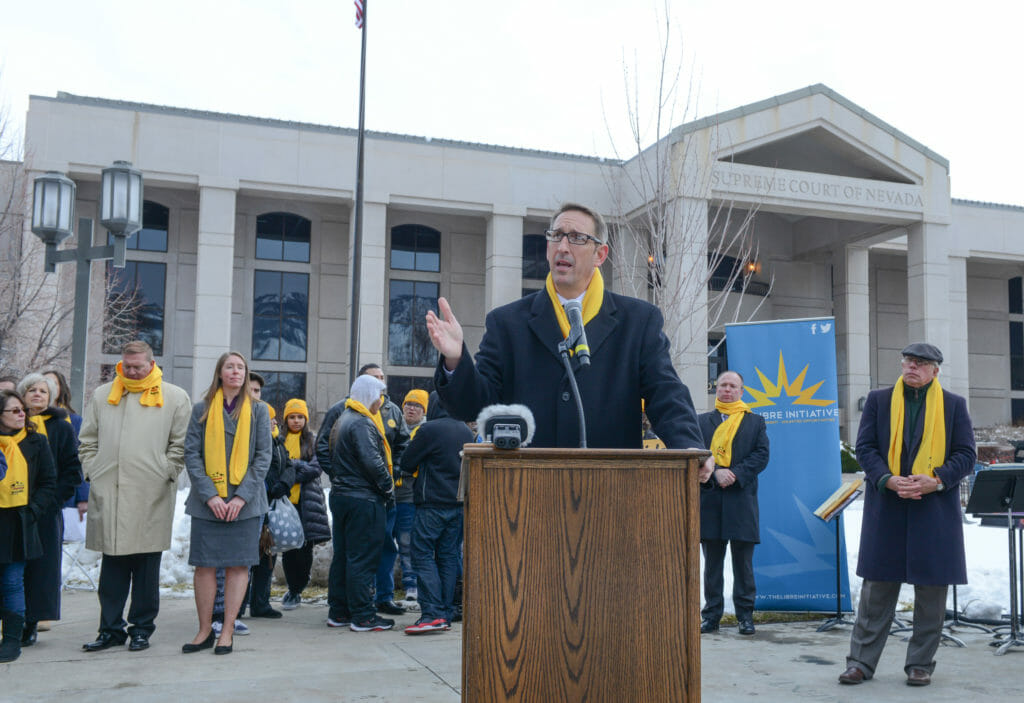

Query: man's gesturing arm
425,296,464,371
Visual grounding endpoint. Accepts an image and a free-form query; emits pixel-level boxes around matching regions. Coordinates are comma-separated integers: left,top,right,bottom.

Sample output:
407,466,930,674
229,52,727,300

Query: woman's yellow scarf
345,398,393,473
108,361,164,407
27,413,74,438
204,389,252,498
285,431,303,504
888,377,945,477
545,268,605,341
710,399,751,468
0,429,29,508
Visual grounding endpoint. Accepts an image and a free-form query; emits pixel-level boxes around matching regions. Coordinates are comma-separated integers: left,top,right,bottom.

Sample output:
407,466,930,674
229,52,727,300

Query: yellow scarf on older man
107,361,164,407
887,377,945,477
710,399,751,468
0,429,29,508
204,389,252,498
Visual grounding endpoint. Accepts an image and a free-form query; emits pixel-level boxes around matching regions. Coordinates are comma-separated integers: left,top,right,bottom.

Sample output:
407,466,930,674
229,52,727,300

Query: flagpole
349,0,367,384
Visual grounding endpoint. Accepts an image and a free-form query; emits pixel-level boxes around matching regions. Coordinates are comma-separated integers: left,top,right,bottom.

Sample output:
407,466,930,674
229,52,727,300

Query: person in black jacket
0,389,58,662
277,398,330,611
17,372,83,646
325,374,395,632
697,371,770,636
398,395,473,634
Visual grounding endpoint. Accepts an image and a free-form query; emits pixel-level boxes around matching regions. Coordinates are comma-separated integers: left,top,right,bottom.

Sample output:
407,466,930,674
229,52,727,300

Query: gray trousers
846,579,948,678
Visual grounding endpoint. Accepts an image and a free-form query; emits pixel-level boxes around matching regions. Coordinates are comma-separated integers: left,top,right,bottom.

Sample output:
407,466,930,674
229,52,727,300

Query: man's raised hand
426,297,464,371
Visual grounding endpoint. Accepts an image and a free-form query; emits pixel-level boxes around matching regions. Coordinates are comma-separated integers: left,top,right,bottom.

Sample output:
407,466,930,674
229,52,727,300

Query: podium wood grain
461,446,705,702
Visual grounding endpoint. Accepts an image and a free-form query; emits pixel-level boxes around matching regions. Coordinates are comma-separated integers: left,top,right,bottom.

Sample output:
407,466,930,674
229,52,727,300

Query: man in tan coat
78,341,191,652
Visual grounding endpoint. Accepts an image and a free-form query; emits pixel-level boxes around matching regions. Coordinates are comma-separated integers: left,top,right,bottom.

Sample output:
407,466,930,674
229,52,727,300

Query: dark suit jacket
855,385,975,585
435,289,702,449
698,411,770,542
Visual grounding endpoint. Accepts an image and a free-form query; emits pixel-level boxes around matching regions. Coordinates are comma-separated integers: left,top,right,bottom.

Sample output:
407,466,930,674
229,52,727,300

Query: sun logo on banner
745,351,835,408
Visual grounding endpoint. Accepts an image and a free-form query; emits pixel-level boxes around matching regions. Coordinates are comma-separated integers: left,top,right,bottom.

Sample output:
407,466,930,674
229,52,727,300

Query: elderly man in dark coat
425,202,702,450
697,370,770,636
839,343,975,688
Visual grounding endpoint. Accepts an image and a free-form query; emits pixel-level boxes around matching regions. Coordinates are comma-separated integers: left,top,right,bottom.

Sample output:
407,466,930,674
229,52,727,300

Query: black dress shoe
377,600,405,615
906,667,931,686
214,637,233,655
128,634,150,651
181,632,216,653
249,608,283,619
83,632,125,652
700,619,720,634
21,621,38,647
738,619,756,635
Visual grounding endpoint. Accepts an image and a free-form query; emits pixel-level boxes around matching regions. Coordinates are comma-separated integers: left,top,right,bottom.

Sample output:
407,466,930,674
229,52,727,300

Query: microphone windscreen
475,403,536,447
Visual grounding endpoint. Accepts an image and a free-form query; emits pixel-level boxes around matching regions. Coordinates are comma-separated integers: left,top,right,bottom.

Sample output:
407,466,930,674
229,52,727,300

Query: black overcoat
0,432,57,564
435,289,703,450
698,411,770,542
855,385,976,585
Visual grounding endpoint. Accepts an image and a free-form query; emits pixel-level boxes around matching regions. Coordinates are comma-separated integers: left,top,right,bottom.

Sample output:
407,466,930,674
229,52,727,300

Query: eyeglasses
901,356,935,368
544,229,603,246
2,407,26,416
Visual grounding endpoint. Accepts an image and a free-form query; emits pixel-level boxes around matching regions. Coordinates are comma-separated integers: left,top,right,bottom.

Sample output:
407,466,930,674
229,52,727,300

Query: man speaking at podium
425,202,702,450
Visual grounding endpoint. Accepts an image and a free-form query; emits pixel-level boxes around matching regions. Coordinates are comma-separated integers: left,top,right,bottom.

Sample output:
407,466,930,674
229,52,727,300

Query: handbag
266,497,305,554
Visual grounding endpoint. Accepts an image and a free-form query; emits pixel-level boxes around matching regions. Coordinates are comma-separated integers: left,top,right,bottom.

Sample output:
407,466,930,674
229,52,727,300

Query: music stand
967,467,1024,655
814,486,861,632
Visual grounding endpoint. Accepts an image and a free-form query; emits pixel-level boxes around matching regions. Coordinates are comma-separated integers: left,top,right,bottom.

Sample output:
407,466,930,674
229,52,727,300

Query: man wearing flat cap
839,343,975,688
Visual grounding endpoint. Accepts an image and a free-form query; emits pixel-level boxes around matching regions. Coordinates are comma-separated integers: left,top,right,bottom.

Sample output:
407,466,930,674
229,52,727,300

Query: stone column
485,212,524,312
674,197,710,413
907,221,951,372
833,245,870,442
945,255,970,397
347,201,388,371
192,185,237,399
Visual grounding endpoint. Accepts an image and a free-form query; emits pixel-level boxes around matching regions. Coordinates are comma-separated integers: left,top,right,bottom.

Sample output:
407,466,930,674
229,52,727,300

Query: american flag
354,0,364,28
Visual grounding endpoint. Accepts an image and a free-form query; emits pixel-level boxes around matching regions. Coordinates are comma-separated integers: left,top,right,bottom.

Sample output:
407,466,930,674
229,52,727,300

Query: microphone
475,404,536,449
563,300,591,366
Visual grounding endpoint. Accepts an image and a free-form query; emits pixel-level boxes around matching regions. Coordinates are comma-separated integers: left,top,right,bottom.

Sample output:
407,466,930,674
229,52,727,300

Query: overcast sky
2,0,1021,205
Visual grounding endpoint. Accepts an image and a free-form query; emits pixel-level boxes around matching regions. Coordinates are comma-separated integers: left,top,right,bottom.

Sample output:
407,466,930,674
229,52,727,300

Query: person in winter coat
696,371,770,636
325,374,396,632
839,343,976,688
398,395,474,634
183,351,271,655
78,340,191,653
16,372,84,646
278,398,330,611
43,369,89,519
0,389,57,662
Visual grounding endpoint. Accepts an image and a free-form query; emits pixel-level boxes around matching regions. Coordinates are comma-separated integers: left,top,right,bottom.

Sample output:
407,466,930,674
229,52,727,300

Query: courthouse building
17,84,1024,439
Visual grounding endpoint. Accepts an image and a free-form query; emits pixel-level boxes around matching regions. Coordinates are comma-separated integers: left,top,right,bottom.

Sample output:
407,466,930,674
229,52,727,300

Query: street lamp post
30,161,144,410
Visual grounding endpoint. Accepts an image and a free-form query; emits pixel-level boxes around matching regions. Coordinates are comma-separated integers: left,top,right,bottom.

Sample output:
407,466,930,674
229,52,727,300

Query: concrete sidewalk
4,591,1020,702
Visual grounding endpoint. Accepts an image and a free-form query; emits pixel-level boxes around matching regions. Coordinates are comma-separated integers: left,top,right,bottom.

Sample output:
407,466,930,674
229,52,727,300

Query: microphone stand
558,334,587,449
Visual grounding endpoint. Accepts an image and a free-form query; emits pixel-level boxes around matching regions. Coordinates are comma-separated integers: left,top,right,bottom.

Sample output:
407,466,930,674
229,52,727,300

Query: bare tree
603,5,771,378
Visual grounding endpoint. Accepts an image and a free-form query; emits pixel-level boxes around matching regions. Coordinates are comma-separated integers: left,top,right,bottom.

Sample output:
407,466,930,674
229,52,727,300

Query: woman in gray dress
182,352,271,654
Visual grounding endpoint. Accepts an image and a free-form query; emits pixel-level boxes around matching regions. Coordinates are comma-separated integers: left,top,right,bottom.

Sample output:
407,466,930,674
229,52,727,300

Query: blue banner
724,318,852,612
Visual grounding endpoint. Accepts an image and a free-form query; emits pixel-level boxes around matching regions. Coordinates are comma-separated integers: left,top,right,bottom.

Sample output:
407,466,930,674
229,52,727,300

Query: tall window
708,336,729,393
387,376,434,405
1011,278,1024,393
108,200,168,251
103,261,167,354
522,234,549,280
391,224,440,272
253,270,309,361
253,371,307,418
388,280,438,366
256,212,311,262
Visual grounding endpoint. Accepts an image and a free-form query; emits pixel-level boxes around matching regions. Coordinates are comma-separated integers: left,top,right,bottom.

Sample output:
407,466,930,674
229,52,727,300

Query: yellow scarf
545,268,605,342
345,398,393,473
28,414,74,438
285,431,303,504
108,361,164,407
888,377,945,477
204,389,252,498
710,399,751,468
0,430,29,508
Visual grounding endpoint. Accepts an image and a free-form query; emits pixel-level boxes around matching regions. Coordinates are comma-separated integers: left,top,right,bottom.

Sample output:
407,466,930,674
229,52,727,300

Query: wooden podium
460,445,707,702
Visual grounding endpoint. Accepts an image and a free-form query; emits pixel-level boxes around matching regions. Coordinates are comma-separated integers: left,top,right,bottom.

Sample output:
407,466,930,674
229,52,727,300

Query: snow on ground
63,487,1018,617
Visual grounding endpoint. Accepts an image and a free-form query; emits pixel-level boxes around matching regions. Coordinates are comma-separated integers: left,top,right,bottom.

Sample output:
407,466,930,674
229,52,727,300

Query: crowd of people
0,339,470,661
